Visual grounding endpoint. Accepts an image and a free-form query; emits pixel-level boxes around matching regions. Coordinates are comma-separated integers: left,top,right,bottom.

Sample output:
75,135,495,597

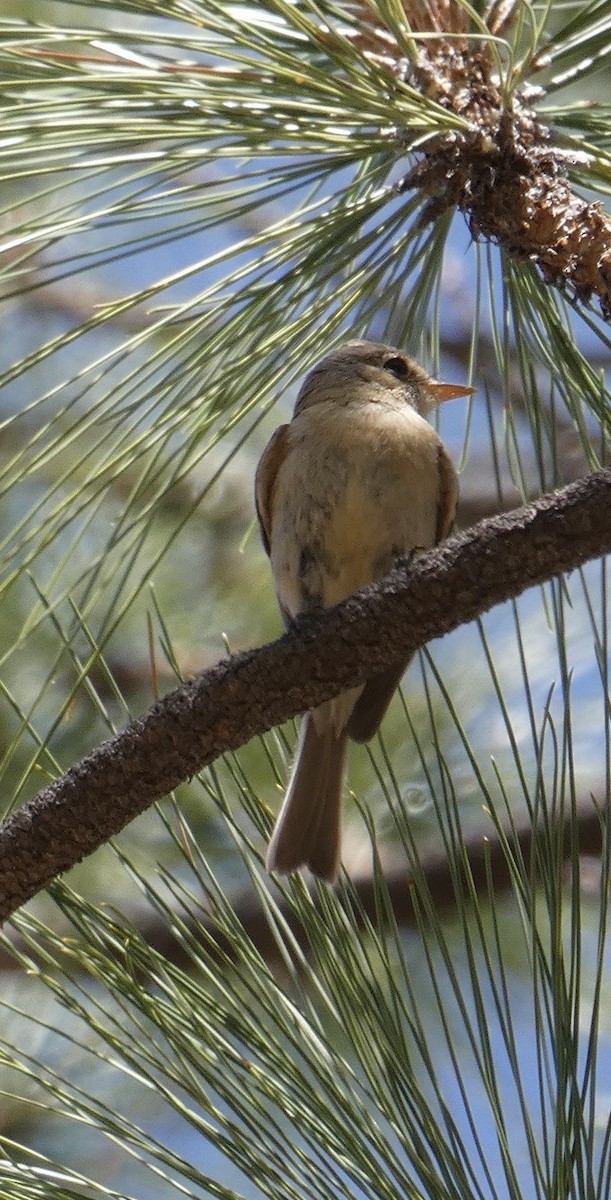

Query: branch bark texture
0,468,609,923
354,2,611,317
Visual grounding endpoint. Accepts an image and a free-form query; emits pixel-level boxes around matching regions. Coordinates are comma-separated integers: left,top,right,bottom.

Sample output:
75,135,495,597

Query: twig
353,3,611,316
0,468,609,924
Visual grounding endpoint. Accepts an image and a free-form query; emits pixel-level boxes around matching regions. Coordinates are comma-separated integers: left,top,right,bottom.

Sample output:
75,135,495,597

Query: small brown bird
255,340,474,882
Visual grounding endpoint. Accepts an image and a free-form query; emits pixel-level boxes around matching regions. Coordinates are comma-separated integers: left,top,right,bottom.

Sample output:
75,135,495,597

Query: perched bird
255,340,474,882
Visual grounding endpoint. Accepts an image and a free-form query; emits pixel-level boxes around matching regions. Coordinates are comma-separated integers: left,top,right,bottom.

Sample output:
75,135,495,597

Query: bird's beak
429,381,476,403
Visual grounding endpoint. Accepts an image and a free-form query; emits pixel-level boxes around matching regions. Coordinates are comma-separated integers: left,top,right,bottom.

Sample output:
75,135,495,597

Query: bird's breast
270,400,453,616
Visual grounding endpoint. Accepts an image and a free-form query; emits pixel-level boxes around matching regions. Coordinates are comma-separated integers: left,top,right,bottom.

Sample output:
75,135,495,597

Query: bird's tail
266,713,347,882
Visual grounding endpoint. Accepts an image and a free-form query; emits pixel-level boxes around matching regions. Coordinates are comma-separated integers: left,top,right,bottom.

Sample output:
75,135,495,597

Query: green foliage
0,0,609,1197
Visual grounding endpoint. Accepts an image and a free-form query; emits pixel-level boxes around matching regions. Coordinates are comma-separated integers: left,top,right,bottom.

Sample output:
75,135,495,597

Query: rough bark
0,468,609,923
353,1,611,316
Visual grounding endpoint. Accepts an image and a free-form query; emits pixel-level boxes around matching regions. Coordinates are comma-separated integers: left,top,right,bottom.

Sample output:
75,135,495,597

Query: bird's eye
383,356,409,380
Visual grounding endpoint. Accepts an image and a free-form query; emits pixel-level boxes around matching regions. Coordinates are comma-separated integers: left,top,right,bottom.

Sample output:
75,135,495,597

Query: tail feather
266,714,346,882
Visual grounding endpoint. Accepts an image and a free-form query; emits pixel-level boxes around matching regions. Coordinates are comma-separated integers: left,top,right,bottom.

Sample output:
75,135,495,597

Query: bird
255,339,474,882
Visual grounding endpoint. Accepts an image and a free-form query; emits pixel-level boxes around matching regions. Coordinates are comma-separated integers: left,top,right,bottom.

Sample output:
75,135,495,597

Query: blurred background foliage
0,0,609,1197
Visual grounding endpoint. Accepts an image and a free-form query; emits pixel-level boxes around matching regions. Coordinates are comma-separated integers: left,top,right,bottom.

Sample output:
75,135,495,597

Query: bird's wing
435,442,459,542
346,661,407,744
254,423,291,556
347,442,459,744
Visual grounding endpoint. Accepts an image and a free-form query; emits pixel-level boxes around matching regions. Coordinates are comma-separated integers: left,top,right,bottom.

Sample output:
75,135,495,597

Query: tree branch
0,468,609,924
353,2,611,317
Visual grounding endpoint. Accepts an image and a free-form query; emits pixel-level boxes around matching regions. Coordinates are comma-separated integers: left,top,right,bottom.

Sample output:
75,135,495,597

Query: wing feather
254,424,291,556
348,442,459,744
435,442,459,542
